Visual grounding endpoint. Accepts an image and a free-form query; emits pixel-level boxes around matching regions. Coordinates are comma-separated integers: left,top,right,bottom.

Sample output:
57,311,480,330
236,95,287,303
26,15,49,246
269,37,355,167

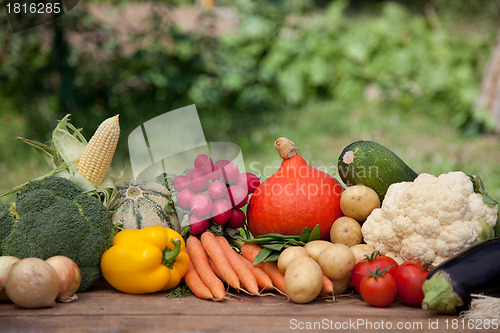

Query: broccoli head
0,176,114,291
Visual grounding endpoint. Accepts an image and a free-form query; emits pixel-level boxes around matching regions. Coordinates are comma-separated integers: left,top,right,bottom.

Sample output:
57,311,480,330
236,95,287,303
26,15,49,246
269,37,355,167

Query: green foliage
2,1,496,140
0,1,498,192
0,176,114,291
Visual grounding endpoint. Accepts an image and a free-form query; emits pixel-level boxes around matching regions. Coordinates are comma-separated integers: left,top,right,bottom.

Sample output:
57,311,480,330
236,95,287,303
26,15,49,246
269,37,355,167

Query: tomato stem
360,264,395,280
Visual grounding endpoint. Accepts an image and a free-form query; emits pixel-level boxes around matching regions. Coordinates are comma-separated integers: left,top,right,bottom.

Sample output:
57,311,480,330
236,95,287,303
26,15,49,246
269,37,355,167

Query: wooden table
0,280,491,333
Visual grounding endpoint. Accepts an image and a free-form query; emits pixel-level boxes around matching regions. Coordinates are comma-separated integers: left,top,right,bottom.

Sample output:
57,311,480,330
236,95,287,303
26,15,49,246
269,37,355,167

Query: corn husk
0,115,121,208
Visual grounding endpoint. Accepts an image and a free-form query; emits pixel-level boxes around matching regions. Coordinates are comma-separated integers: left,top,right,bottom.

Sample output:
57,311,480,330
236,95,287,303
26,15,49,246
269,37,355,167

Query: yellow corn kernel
77,115,120,186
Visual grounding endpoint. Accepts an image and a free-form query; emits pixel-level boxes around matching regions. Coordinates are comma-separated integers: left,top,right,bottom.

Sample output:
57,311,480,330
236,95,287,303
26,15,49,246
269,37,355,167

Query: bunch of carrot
184,232,285,301
184,231,335,301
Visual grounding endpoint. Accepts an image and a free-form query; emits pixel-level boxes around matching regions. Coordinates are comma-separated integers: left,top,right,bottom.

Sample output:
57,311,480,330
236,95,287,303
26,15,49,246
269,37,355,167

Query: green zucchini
338,141,418,201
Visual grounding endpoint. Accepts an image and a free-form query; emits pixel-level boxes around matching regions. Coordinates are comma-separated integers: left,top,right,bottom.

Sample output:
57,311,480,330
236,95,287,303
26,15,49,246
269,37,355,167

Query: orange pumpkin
247,138,344,240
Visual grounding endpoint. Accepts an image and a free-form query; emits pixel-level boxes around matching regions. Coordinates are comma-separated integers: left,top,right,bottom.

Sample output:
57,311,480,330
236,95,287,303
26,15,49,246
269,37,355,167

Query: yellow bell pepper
100,226,190,294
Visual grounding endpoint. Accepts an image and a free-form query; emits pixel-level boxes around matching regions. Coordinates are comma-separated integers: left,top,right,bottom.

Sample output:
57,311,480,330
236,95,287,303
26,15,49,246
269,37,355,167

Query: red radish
220,162,240,185
189,215,210,235
173,175,189,191
226,185,248,209
207,170,221,182
227,209,246,229
208,181,227,200
194,154,212,169
200,159,215,176
211,199,233,225
214,159,230,170
237,173,260,193
190,193,213,216
177,189,196,210
187,168,209,192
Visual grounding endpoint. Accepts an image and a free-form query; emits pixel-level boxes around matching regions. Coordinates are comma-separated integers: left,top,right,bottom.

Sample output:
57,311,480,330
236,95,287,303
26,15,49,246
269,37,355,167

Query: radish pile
172,154,260,234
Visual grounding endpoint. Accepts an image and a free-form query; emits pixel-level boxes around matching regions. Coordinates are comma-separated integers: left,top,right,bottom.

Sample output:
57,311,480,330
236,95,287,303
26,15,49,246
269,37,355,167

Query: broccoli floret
0,176,114,291
0,203,17,244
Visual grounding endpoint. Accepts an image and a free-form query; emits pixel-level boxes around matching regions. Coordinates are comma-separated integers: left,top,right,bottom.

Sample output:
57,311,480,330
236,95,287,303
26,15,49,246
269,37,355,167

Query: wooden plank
0,281,491,333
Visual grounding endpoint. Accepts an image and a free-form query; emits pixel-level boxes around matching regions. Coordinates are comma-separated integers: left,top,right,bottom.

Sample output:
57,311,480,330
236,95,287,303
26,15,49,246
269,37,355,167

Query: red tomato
393,261,432,307
351,252,398,293
359,269,398,307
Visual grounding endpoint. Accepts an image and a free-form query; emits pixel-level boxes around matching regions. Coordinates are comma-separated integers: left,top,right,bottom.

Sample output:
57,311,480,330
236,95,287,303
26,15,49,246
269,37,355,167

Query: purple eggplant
422,237,500,314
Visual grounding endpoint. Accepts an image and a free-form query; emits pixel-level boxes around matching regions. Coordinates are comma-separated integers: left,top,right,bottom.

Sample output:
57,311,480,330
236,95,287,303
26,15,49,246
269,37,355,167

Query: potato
284,256,323,304
317,243,355,280
304,240,334,262
350,244,376,264
332,275,351,295
330,216,362,247
277,246,309,274
340,185,380,222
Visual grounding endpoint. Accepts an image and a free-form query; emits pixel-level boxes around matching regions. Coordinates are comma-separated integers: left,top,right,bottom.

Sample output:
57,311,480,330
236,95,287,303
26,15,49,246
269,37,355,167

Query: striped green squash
110,181,180,232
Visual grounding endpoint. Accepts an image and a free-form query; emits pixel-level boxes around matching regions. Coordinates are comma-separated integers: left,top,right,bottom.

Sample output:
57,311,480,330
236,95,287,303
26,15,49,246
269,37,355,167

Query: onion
5,258,59,308
0,256,21,302
46,256,81,303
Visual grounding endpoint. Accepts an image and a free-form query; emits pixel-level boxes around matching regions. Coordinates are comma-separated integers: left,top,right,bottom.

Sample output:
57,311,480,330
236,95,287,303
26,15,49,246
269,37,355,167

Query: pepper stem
274,137,298,160
163,239,181,269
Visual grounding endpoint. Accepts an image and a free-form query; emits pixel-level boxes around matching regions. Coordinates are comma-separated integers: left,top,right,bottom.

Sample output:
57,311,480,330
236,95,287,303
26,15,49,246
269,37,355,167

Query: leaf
494,210,500,237
299,227,312,243
262,243,285,251
256,233,288,239
285,239,305,247
17,137,57,169
263,251,281,262
469,174,498,207
253,248,273,265
307,224,321,242
479,219,495,240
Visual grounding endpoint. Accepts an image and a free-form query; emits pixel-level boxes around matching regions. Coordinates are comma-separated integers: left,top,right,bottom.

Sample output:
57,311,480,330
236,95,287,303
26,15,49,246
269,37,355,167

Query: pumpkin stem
274,137,298,160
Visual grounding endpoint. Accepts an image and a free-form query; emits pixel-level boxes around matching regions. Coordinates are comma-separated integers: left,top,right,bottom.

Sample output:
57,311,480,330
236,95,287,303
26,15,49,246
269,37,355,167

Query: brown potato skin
284,256,323,304
340,185,380,222
277,246,309,274
317,244,355,280
330,216,362,247
304,240,334,262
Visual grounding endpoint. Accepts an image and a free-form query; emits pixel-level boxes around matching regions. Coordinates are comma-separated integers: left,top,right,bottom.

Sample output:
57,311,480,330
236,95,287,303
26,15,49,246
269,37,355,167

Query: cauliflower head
361,171,498,265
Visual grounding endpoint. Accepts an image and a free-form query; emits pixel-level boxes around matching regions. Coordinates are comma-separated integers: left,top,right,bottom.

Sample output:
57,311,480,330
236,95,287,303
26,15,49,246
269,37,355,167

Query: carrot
239,256,274,291
186,236,226,301
208,257,223,280
200,232,241,290
184,261,213,300
215,235,260,295
240,242,286,294
240,242,265,264
321,274,334,296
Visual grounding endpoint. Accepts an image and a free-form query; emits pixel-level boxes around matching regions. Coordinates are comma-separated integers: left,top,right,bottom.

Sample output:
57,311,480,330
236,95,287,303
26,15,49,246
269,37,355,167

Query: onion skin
5,258,59,308
46,256,81,303
0,256,21,302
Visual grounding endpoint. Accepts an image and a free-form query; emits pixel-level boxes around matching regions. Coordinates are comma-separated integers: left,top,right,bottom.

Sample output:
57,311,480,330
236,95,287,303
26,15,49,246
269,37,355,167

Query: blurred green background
1,0,500,201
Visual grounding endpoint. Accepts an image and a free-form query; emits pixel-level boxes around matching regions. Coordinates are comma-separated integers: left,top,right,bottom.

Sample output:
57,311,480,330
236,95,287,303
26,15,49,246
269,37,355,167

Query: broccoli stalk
0,176,114,291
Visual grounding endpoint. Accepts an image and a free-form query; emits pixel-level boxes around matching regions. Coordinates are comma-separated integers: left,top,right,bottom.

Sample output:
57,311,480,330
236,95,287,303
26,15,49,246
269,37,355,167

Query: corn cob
77,115,120,187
